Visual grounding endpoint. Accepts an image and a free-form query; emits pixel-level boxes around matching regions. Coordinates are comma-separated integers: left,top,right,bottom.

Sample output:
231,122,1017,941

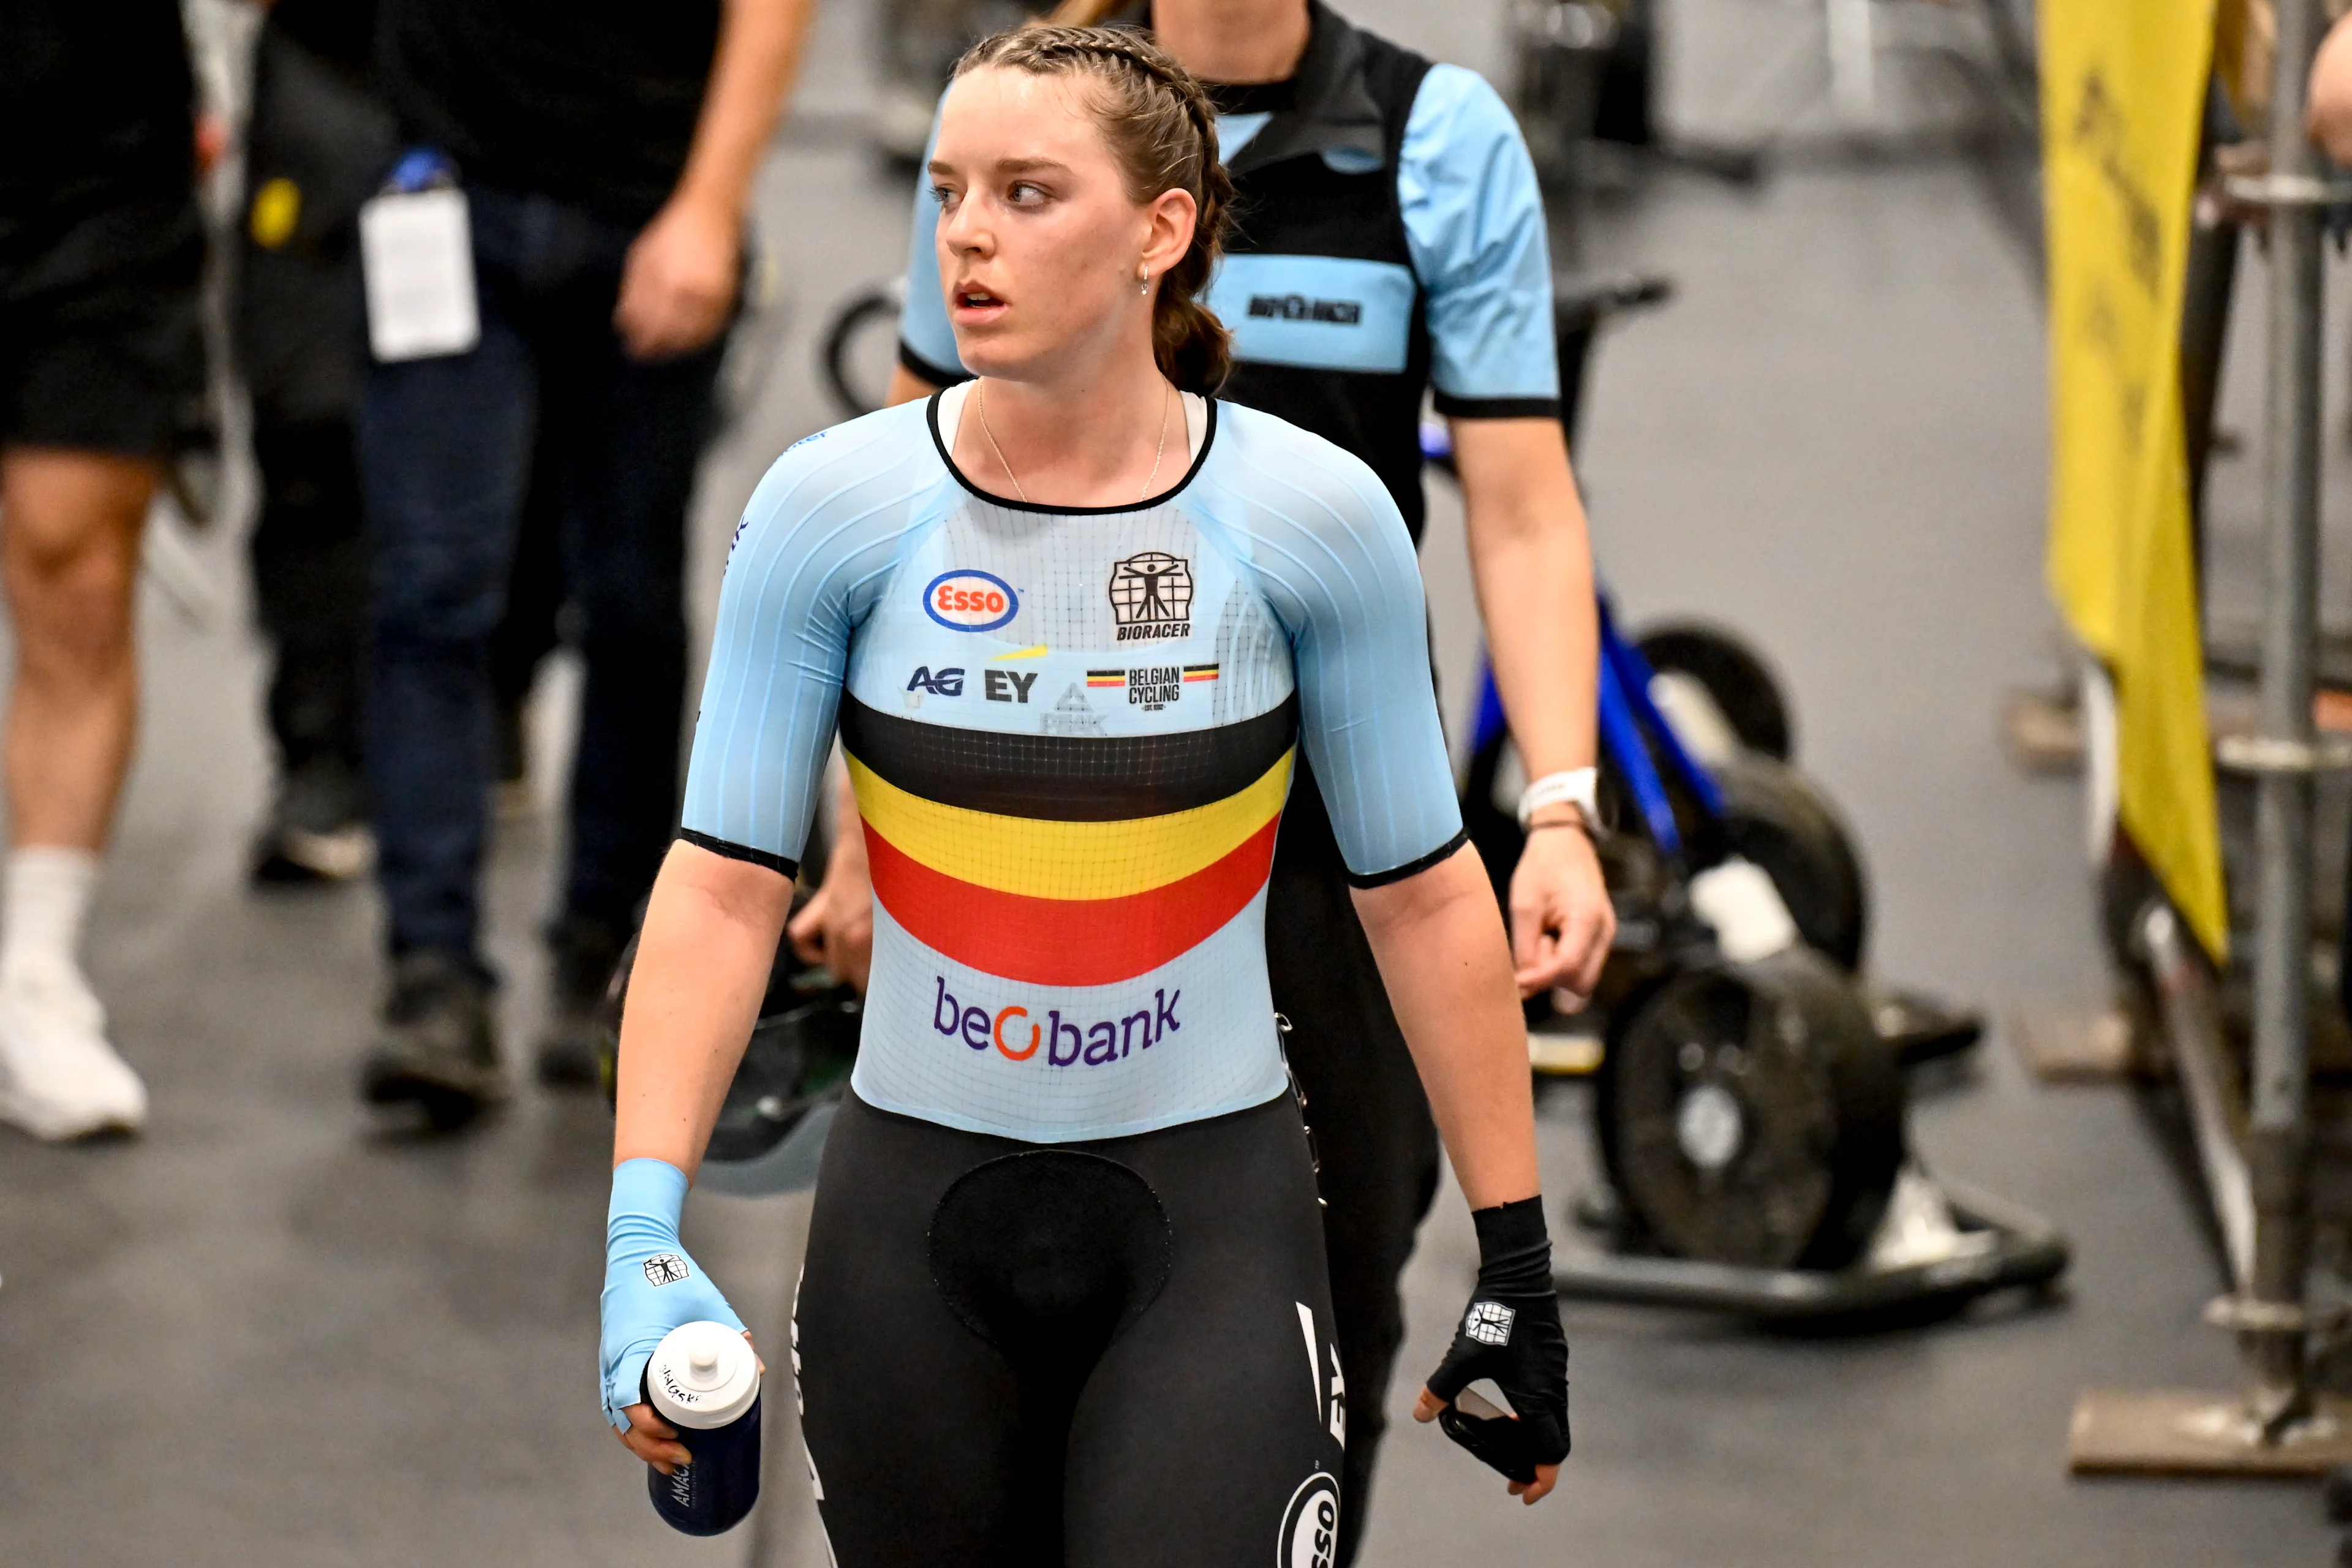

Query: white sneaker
0,967,145,1139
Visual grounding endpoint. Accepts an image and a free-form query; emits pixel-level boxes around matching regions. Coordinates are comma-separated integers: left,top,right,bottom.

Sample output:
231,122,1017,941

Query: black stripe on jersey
839,692,1298,822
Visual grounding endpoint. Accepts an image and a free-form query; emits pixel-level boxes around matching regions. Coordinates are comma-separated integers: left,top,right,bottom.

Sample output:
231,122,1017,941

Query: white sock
0,847,99,993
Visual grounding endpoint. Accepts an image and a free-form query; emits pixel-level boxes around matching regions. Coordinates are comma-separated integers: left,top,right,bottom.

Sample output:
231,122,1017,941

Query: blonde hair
954,25,1235,392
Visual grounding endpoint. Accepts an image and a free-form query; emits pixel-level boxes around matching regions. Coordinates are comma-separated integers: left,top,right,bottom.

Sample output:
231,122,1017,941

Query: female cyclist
598,27,1567,1564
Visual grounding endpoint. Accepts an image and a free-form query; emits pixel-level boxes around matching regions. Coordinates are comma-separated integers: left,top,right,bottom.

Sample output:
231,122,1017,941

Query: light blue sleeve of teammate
897,102,971,383
1398,64,1560,413
1215,413,1466,883
600,1158,745,1431
680,415,924,869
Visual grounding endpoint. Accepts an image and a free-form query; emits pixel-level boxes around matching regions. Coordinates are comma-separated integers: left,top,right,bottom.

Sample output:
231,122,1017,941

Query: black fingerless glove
1425,1196,1569,1483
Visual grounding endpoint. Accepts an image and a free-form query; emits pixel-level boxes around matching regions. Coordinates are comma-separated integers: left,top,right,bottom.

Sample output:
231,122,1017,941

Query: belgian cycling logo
925,569,1020,632
1278,1472,1341,1568
1108,551,1192,642
643,1253,691,1287
1463,1300,1515,1346
1248,293,1363,325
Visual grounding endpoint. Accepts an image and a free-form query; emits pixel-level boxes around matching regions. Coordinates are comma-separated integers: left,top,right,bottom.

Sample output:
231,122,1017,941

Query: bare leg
0,447,151,850
0,447,151,1139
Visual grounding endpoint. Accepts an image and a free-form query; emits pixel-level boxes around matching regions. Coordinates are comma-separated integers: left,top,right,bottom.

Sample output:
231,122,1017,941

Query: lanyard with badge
357,149,481,363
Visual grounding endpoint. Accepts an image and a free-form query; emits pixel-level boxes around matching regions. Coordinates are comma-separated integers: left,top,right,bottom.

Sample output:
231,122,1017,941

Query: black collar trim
1219,2,1385,177
1121,2,1387,176
925,390,1220,516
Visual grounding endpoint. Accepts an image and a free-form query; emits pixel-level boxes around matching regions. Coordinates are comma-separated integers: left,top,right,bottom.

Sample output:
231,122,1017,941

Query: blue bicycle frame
1425,423,1723,858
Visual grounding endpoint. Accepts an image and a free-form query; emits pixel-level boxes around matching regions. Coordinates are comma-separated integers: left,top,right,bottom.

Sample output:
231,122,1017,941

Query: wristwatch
1515,767,1599,832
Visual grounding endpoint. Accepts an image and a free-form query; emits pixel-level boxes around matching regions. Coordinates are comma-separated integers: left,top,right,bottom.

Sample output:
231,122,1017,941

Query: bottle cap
646,1321,761,1431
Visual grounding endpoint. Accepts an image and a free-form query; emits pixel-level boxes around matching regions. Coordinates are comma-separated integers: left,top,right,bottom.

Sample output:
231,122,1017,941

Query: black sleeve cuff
1431,394,1562,421
1469,1194,1554,1294
1344,826,1471,889
677,829,798,880
897,340,971,388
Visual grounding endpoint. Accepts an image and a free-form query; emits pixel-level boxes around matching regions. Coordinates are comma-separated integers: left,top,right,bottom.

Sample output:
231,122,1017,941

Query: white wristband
1517,767,1598,831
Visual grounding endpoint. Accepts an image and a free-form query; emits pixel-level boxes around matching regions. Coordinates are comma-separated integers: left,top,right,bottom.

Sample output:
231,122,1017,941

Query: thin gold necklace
975,379,1174,506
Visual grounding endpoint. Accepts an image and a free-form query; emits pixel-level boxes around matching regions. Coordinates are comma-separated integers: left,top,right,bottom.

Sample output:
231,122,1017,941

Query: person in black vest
794,2,1615,1557
353,0,813,1125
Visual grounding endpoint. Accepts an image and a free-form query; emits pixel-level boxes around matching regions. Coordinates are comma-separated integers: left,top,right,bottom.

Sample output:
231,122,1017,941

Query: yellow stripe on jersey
846,747,1292,902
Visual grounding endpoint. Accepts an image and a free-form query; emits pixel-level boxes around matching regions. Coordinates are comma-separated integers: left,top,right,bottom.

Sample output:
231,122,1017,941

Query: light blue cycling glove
600,1156,747,1431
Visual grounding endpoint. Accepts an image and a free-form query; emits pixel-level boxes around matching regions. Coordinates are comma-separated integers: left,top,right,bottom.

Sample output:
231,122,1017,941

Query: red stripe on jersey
861,815,1280,987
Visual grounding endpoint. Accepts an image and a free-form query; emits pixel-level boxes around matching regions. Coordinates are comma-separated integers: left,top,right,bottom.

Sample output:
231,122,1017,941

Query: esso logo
1279,1473,1340,1568
924,570,1019,632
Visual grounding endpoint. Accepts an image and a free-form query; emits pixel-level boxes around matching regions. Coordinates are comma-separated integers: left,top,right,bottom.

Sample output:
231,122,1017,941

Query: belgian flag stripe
863,812,1283,987
838,692,1296,821
847,749,1291,901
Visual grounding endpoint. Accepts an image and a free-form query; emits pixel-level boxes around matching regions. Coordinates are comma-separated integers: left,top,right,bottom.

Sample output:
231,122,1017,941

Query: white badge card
359,187,481,362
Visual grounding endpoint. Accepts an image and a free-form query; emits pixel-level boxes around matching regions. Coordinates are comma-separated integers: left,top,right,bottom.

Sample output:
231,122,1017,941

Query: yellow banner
2041,0,2227,959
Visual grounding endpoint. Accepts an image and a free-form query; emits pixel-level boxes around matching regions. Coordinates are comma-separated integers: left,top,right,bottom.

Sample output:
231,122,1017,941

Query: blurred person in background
355,0,814,1127
236,0,394,887
235,0,580,884
792,0,1613,1555
0,0,208,1140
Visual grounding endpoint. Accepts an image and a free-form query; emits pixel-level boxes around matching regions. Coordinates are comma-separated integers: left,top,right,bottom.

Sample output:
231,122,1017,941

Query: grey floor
1,0,2338,1562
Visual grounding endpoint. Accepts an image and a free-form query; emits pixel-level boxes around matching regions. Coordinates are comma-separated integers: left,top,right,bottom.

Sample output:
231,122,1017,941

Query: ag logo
1278,1472,1340,1568
907,666,965,696
1107,551,1192,642
643,1253,690,1287
925,569,1020,632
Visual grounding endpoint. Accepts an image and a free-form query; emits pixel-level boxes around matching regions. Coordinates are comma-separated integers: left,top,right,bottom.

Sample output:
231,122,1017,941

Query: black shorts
795,1089,1348,1567
0,188,206,457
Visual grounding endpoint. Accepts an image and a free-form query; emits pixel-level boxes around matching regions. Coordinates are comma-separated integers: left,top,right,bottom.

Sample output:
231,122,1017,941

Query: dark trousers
1266,767,1443,1568
251,418,367,783
357,184,722,958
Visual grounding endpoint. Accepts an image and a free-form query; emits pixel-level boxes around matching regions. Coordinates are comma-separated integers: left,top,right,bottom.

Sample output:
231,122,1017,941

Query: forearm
612,839,793,1177
1454,418,1597,780
1353,845,1542,1208
671,0,814,222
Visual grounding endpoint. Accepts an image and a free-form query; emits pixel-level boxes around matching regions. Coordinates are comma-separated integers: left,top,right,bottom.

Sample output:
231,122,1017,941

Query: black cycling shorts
0,188,206,458
795,1089,1348,1568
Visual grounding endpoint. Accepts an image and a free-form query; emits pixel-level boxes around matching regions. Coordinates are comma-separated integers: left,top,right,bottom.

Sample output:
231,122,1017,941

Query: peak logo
925,569,1019,632
932,976,1180,1066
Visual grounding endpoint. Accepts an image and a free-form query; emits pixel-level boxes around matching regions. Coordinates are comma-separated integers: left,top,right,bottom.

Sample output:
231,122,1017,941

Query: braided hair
954,25,1236,393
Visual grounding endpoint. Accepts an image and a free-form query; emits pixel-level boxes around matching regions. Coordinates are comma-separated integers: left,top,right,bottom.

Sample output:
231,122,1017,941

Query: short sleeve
1398,64,1560,418
896,99,971,386
680,424,920,872
1211,415,1467,884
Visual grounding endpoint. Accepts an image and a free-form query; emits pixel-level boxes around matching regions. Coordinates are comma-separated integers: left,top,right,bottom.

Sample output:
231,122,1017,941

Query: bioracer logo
932,976,1180,1066
1107,551,1192,642
1248,293,1363,325
925,569,1020,632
